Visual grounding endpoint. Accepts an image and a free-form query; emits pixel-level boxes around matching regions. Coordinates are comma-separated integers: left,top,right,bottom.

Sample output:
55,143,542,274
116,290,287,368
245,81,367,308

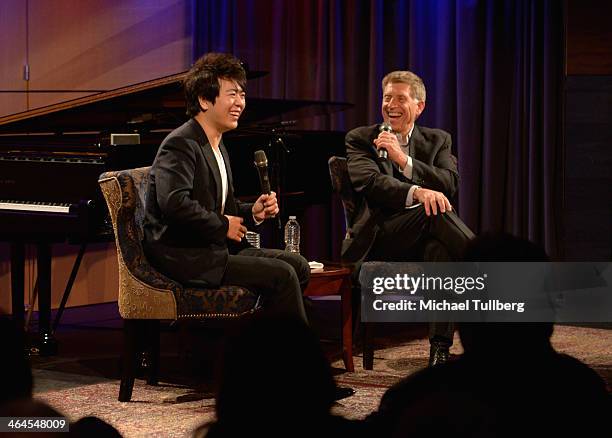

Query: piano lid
0,71,352,135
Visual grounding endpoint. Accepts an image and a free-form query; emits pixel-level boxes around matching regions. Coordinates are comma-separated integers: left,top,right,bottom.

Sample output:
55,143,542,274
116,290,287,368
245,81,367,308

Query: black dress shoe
333,386,355,401
428,343,450,367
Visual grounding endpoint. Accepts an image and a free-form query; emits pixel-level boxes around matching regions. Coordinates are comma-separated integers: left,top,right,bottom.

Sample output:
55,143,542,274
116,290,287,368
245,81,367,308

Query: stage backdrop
192,0,564,258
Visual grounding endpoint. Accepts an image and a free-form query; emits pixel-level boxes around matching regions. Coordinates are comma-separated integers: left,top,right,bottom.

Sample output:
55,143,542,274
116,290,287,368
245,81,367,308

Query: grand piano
0,71,351,355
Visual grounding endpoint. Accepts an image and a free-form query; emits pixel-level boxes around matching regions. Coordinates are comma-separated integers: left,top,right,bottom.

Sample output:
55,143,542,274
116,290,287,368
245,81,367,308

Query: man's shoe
428,343,450,367
333,386,355,401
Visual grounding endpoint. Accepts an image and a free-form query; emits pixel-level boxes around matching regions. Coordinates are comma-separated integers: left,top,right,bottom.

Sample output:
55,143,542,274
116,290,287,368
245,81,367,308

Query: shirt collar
397,125,415,145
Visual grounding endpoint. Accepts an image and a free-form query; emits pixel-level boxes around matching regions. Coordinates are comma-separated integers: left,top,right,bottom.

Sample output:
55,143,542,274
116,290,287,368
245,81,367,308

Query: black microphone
254,150,281,228
378,122,393,159
254,150,271,194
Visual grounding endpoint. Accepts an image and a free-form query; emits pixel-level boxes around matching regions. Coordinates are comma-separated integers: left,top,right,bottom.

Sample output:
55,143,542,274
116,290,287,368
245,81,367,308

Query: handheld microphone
378,122,393,159
254,150,271,194
254,150,280,228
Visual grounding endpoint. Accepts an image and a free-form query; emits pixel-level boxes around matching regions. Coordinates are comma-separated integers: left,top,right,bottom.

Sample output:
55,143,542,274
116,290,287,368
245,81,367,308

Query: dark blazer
143,118,254,287
343,124,458,263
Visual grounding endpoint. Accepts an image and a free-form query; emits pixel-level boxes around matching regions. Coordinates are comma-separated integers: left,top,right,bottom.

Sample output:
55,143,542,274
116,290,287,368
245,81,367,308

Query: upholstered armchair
98,167,260,401
328,157,376,369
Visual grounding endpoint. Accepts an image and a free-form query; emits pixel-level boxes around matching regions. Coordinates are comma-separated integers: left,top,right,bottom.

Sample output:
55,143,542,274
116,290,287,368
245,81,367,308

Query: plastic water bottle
284,216,300,253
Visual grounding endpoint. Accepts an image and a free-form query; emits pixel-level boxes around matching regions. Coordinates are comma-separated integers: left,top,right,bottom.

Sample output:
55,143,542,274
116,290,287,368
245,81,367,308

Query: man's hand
413,188,452,216
252,191,279,222
373,131,408,169
225,215,247,242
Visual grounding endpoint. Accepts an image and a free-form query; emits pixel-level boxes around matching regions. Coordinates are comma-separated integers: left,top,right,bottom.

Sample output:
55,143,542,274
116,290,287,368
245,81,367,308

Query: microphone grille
254,150,268,166
380,122,393,133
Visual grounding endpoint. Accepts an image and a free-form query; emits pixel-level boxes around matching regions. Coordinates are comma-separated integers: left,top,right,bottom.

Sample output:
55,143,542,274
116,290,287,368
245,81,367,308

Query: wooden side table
304,264,354,372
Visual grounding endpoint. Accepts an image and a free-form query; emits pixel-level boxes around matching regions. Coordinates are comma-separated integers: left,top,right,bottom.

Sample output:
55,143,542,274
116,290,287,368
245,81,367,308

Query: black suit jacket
343,124,458,263
143,118,254,287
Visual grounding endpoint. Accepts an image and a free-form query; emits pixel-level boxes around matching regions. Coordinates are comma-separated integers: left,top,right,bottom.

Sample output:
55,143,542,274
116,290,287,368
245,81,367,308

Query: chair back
328,156,361,237
98,167,179,319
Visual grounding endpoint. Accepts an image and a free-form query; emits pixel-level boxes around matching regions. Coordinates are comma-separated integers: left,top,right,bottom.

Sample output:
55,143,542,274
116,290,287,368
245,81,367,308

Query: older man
345,70,475,365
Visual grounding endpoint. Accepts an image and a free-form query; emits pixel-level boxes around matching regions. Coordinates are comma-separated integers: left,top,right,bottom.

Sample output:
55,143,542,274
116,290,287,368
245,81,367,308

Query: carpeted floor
33,346,429,437
31,309,611,438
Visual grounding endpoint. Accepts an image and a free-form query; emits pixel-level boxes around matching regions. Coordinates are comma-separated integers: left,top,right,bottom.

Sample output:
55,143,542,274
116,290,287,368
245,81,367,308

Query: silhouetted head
209,315,337,436
463,232,549,263
71,416,122,437
459,233,553,355
0,399,64,437
0,317,32,403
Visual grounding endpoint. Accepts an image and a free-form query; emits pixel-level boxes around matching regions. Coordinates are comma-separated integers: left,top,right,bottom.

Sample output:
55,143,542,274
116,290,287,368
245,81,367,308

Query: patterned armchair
98,167,260,401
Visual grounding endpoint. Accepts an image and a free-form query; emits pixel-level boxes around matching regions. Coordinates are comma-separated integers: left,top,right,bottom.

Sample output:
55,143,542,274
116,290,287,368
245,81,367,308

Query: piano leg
53,242,87,334
10,242,25,327
37,243,57,356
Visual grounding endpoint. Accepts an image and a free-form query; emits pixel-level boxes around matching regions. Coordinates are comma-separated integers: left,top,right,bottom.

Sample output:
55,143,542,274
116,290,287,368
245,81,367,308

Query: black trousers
367,206,475,346
222,247,310,323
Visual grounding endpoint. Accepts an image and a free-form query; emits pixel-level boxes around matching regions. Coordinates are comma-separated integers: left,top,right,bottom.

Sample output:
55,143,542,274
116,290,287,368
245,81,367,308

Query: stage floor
27,302,611,437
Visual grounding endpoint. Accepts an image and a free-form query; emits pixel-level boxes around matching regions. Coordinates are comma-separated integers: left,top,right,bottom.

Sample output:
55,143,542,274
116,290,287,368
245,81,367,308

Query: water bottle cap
289,215,296,219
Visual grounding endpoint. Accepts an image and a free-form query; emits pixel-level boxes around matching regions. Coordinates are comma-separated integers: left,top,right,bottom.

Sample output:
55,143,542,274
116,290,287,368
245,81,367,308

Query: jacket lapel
220,141,236,211
191,119,223,211
220,141,233,188
202,146,223,210
408,125,425,160
380,155,394,175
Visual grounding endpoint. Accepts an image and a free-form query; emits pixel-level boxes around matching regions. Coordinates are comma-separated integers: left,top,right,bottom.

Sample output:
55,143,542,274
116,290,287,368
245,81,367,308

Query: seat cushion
177,285,260,319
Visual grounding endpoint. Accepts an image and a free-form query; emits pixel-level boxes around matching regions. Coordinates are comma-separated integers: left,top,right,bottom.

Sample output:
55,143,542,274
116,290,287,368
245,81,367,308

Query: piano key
0,201,71,213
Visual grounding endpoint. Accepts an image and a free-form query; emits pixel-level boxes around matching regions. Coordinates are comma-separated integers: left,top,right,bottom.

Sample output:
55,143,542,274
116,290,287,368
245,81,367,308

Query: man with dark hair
143,52,309,321
345,70,475,365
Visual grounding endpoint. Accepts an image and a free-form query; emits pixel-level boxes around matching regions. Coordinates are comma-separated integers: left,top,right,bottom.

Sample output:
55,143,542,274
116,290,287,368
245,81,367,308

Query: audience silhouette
196,314,363,437
0,314,122,437
2,234,608,437
365,233,610,437
0,317,33,404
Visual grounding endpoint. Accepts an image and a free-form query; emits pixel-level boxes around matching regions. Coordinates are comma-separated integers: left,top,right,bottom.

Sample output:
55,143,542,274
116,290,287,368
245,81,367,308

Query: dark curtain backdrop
192,0,563,258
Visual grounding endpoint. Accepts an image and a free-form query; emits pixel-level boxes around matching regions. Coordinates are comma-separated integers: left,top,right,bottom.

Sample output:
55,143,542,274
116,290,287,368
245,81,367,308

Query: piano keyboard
0,200,72,214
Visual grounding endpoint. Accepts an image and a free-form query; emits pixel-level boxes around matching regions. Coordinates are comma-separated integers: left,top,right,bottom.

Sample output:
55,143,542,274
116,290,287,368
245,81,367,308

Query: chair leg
119,319,140,402
341,277,354,372
363,322,374,370
353,284,374,370
351,285,361,341
178,323,195,381
146,320,160,386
